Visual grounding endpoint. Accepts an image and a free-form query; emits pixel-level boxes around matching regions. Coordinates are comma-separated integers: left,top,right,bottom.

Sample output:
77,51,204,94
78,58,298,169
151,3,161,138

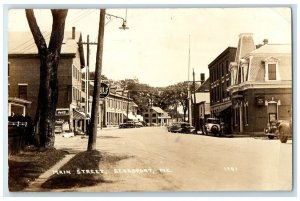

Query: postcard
7,7,293,193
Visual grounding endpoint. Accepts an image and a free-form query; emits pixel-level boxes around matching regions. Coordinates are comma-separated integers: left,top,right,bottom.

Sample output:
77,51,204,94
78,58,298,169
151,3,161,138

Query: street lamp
106,10,129,30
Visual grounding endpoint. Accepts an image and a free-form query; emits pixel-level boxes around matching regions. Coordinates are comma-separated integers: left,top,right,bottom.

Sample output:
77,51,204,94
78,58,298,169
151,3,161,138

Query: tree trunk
26,9,68,148
87,9,106,151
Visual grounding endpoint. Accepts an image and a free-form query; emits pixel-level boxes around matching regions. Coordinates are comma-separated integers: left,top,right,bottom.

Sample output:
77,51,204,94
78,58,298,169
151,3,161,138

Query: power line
12,9,96,54
19,10,96,53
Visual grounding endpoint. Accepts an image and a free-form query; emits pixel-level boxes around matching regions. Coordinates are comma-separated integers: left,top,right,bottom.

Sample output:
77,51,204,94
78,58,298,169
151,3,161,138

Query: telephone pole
188,35,192,124
88,9,106,151
193,69,197,129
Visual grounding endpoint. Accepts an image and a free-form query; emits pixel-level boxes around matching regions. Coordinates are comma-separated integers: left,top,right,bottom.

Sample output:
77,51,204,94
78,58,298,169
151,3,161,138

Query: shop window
268,102,278,123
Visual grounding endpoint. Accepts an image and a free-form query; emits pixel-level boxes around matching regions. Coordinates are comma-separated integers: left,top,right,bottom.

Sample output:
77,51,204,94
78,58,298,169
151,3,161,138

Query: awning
73,109,85,120
214,103,232,115
158,114,171,119
123,112,138,120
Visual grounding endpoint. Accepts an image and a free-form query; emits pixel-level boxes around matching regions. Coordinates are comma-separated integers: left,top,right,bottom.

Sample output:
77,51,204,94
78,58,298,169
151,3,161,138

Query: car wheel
268,135,274,139
211,125,219,136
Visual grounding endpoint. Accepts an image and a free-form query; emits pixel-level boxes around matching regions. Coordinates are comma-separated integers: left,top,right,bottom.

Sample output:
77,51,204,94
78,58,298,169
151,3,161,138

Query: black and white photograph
5,5,293,194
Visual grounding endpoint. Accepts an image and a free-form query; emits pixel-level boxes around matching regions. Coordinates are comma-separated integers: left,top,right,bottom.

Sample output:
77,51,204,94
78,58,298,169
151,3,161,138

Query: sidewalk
24,154,75,192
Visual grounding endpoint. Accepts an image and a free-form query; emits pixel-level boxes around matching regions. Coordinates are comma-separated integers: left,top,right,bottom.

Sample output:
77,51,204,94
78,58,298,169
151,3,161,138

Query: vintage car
168,122,195,134
203,118,222,136
264,119,292,143
119,122,136,129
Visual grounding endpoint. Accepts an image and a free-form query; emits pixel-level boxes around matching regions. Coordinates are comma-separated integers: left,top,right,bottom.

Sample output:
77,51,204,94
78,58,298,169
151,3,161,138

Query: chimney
200,73,205,84
72,27,76,39
235,33,256,62
263,39,268,45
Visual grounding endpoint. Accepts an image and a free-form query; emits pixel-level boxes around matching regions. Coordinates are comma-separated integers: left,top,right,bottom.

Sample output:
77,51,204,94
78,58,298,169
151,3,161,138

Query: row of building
8,28,292,136
194,33,292,135
8,27,171,133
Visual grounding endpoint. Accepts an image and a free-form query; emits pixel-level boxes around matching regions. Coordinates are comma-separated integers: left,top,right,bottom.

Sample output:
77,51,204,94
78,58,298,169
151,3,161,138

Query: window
264,57,280,81
152,113,156,117
8,62,10,77
268,64,276,80
145,114,149,117
18,84,28,99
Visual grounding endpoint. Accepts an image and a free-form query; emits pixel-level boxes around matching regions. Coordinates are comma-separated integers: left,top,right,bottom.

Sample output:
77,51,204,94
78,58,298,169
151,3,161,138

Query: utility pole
126,90,130,122
88,9,105,151
79,35,97,134
187,35,192,124
193,69,197,129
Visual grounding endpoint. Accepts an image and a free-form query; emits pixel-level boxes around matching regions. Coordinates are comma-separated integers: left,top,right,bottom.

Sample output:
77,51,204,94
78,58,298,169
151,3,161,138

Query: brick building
8,28,85,132
227,33,292,135
208,47,237,133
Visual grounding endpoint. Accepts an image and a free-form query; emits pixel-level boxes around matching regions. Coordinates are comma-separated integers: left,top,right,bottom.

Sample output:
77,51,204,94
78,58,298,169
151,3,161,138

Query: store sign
56,109,70,116
100,83,110,98
256,96,265,106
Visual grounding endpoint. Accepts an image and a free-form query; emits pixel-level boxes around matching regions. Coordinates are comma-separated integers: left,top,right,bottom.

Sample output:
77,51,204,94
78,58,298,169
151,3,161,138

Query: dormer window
264,57,280,81
268,64,276,80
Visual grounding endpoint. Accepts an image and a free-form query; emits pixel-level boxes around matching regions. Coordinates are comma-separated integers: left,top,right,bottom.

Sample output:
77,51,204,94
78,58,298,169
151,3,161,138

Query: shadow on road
41,151,133,190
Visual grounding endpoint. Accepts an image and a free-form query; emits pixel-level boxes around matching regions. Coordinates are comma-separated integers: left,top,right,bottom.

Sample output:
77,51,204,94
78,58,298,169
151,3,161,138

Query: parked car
203,118,221,136
119,122,135,128
168,123,182,133
134,121,144,128
180,123,196,134
264,119,292,143
168,122,195,134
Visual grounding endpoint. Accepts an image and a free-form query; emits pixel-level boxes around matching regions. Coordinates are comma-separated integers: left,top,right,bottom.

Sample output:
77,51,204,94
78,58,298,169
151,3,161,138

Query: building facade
194,78,210,131
8,28,85,132
103,88,140,127
208,47,237,133
143,106,171,126
227,33,292,135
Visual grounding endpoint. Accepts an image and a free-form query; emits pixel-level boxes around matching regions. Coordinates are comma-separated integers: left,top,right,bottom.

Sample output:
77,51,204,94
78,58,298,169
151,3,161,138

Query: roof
249,44,291,55
151,106,165,114
208,47,237,68
9,31,82,55
196,78,210,92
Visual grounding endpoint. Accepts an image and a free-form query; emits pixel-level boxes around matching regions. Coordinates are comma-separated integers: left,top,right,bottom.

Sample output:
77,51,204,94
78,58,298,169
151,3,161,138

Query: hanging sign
100,83,110,98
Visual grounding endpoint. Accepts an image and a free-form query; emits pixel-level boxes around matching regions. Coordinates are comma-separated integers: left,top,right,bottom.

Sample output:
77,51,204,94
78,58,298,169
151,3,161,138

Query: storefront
55,108,70,134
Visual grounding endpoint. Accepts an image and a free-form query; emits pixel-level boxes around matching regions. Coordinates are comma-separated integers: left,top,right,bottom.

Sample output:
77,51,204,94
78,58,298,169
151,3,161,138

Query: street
54,126,293,192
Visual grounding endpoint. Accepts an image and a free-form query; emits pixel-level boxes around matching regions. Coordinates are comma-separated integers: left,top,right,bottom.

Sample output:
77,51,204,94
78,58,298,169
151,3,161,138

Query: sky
8,7,291,87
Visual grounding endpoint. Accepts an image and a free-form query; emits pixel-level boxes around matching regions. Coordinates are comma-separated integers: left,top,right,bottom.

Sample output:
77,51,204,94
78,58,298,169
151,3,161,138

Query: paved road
54,126,293,192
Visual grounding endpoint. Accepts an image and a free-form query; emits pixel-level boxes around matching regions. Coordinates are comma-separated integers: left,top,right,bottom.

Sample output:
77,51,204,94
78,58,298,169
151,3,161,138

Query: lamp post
87,9,129,150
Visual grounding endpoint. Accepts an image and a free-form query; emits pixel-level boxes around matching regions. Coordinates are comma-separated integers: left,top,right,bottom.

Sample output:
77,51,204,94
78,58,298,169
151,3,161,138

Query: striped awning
73,109,85,120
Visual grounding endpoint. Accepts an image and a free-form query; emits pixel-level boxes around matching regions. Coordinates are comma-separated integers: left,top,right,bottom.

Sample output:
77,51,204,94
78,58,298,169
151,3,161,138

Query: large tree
26,9,68,148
